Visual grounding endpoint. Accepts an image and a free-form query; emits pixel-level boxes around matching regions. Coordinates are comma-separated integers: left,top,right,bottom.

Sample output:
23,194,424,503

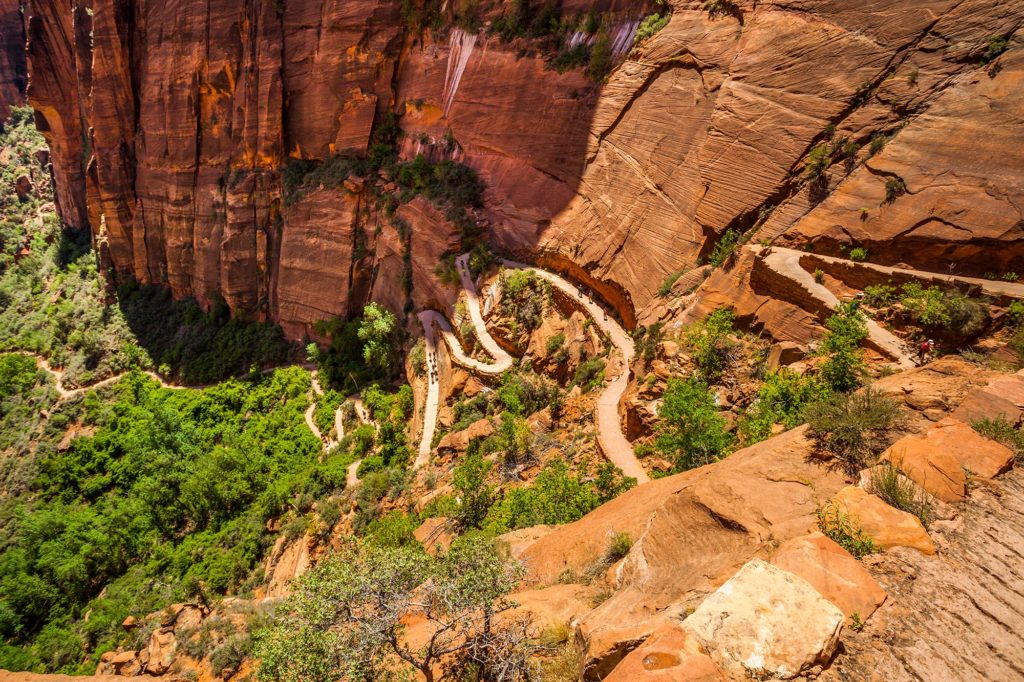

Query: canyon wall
0,0,25,120
13,0,1024,337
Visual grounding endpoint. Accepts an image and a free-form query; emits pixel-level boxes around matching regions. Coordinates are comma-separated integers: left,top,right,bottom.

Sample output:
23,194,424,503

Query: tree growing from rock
358,302,399,371
254,535,534,682
655,377,733,471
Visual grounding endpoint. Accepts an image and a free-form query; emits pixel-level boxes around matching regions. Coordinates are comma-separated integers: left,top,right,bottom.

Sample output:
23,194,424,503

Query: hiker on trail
918,338,934,364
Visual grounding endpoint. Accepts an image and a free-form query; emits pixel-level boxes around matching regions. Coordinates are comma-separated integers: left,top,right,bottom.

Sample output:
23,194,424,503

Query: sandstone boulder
952,374,1024,426
143,629,176,675
414,516,454,555
880,434,967,502
682,559,844,679
770,531,887,618
604,620,724,682
918,417,1014,479
436,418,493,454
13,174,32,200
766,341,806,371
833,486,935,555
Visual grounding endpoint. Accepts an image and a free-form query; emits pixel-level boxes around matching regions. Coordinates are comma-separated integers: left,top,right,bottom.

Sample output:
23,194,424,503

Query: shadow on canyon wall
8,0,1024,344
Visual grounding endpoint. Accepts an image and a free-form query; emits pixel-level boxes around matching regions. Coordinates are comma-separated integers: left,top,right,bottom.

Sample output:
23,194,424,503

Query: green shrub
585,33,613,81
484,461,600,533
867,462,932,526
849,247,868,262
863,284,896,307
366,511,418,548
658,269,687,297
981,34,1008,64
452,451,495,530
898,283,988,336
804,142,831,181
634,13,669,44
737,370,830,445
883,176,906,203
816,501,876,558
685,308,736,382
499,270,549,331
707,229,740,268
572,357,605,392
545,332,566,355
816,304,868,392
805,386,903,473
604,532,633,563
655,377,733,471
703,0,737,19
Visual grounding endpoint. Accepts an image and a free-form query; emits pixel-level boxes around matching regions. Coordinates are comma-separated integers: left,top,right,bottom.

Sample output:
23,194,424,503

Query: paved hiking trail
416,253,650,483
756,247,916,368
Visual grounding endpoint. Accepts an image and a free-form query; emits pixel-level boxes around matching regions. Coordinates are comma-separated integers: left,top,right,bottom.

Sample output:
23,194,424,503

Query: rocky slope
5,0,1019,339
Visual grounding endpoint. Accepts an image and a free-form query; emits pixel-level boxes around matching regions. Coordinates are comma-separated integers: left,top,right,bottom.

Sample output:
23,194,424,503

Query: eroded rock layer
17,0,1024,337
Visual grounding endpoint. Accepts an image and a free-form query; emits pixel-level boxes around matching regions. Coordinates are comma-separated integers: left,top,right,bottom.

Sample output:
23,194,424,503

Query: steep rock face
18,0,1024,338
778,46,1024,276
0,0,25,120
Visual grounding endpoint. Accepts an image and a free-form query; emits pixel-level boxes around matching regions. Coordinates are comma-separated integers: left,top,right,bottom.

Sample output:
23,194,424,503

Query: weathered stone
436,418,493,454
605,620,724,681
833,486,935,555
766,341,806,371
918,417,1014,479
880,434,967,502
770,531,887,618
413,516,454,555
682,559,844,679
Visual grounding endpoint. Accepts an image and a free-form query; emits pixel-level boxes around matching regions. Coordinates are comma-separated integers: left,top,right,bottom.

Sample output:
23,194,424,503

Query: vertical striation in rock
0,0,26,120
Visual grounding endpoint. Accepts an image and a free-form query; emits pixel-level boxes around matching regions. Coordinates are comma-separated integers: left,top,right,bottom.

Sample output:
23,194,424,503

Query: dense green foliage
0,368,342,672
308,305,405,393
816,303,868,392
117,283,294,384
897,282,988,337
484,460,599,533
498,269,550,332
0,108,292,387
654,377,733,471
737,370,830,445
685,308,736,382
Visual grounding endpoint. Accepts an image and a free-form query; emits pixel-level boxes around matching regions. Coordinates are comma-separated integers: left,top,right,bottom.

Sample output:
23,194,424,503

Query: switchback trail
755,246,916,368
416,253,650,483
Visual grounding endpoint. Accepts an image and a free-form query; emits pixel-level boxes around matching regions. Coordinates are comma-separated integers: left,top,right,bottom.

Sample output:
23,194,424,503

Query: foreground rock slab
682,559,844,679
770,531,887,619
605,620,725,681
880,434,967,502
833,486,935,555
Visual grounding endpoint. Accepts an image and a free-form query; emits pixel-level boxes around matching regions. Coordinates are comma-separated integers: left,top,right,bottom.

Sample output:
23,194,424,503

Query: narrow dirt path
500,259,650,484
755,246,916,368
16,351,202,399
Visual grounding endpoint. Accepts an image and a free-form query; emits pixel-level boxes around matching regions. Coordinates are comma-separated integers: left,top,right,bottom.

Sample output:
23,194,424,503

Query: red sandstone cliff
0,0,25,120
15,0,1024,338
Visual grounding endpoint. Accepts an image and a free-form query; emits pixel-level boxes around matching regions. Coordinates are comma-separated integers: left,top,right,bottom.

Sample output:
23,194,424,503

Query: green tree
655,377,733,471
816,303,868,392
685,308,736,382
357,303,398,371
452,451,495,530
738,370,830,445
254,536,531,682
